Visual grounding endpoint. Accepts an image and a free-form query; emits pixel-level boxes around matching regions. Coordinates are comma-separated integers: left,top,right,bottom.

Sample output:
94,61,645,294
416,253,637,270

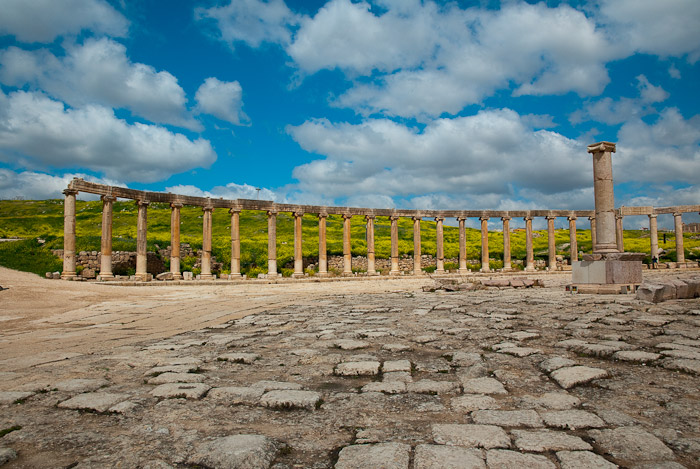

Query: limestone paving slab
451,394,500,412
332,339,370,350
512,430,592,452
144,364,199,376
613,351,661,362
539,357,577,373
382,343,411,352
54,378,109,393
556,450,618,469
520,392,581,410
446,351,482,367
188,434,280,469
57,392,129,413
150,383,211,400
588,426,675,463
486,449,556,469
550,366,609,389
432,424,510,449
335,443,410,469
0,447,18,466
541,410,607,429
208,386,265,404
361,381,406,394
259,390,321,410
407,379,460,395
335,361,381,376
661,358,700,375
382,360,412,373
413,444,486,469
497,346,542,357
0,391,35,405
217,352,261,364
460,377,508,395
471,409,543,428
251,380,303,392
147,372,204,384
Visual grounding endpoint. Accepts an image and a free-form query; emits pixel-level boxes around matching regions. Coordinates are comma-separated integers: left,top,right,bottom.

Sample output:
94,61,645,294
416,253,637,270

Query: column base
524,266,536,272
458,268,470,274
266,272,280,278
228,273,242,279
61,272,77,280
171,273,183,280
200,274,214,280
134,273,150,282
389,270,401,276
97,274,114,281
292,272,305,278
413,270,425,276
316,271,330,277
366,271,379,276
342,272,354,277
480,268,490,273
435,269,446,274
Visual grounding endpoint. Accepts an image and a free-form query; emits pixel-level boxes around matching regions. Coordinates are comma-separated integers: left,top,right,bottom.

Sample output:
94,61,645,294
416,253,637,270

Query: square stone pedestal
570,252,645,294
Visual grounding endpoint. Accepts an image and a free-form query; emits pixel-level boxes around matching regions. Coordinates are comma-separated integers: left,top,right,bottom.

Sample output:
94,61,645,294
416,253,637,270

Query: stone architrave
267,210,278,277
99,195,116,279
135,199,149,281
501,217,511,270
480,216,490,272
293,211,304,278
200,205,214,280
365,215,378,275
343,214,352,275
170,202,183,280
615,213,624,252
648,214,658,262
61,189,79,279
588,216,597,251
588,142,618,253
390,216,400,275
546,216,556,270
413,216,422,275
317,213,328,277
435,217,445,273
568,215,578,263
229,207,241,278
674,212,685,263
458,217,468,274
524,216,535,271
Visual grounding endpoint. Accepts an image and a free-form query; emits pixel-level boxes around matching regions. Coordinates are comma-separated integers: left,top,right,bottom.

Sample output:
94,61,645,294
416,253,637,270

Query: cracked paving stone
207,386,265,404
147,372,205,384
53,378,110,393
588,426,675,462
661,358,700,375
512,430,592,452
383,371,413,383
362,381,406,394
497,346,542,357
541,410,606,430
414,335,440,344
556,450,618,469
0,448,18,466
259,390,321,410
407,379,460,395
217,352,261,364
460,377,508,395
0,391,35,404
335,361,381,376
520,392,581,410
382,360,412,373
612,351,661,362
150,383,211,400
451,394,500,412
509,331,540,341
539,357,577,373
335,443,410,469
188,434,280,469
550,366,609,389
382,343,411,352
445,351,482,367
57,392,129,413
486,449,556,469
413,444,486,469
432,424,510,449
332,339,371,350
251,380,303,392
471,410,543,428
144,364,199,376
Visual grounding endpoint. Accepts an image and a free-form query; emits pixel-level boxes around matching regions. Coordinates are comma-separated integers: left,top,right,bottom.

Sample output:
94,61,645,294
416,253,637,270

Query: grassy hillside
1,199,698,277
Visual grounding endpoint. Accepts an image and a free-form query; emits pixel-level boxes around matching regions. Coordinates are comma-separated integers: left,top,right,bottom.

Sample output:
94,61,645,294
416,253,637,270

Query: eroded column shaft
170,203,182,279
135,200,149,281
649,214,658,261
318,214,328,276
293,212,304,278
343,215,352,275
61,189,78,279
99,195,115,279
674,212,685,263
615,214,624,252
524,216,534,271
267,211,278,277
502,217,511,270
589,216,597,251
480,217,490,272
458,217,468,273
568,216,578,263
229,208,241,277
366,216,377,275
587,142,618,253
390,216,400,275
547,216,556,269
435,217,445,273
413,216,422,275
200,206,213,279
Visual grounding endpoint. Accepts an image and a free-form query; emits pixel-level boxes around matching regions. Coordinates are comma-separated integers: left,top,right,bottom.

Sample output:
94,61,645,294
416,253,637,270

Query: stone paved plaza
0,268,699,468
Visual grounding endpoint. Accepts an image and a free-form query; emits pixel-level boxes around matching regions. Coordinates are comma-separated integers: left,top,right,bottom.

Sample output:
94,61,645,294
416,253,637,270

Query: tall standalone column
170,202,183,280
568,216,578,263
61,189,79,279
343,214,352,275
200,206,214,280
317,213,328,276
501,217,511,270
293,211,304,278
479,217,490,272
587,142,618,253
674,212,685,263
588,216,597,252
99,195,115,279
615,214,624,252
524,216,535,271
229,208,241,278
390,216,400,275
365,215,377,275
458,217,468,273
413,216,422,275
546,216,556,270
648,214,659,262
135,200,149,281
267,210,278,277
435,217,445,273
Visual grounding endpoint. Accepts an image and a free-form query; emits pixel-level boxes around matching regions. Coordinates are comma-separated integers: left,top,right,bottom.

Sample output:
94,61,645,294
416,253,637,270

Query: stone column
501,217,511,270
648,214,658,262
200,206,214,280
458,217,468,273
587,142,618,253
615,214,624,252
524,216,535,271
135,200,149,281
267,210,278,277
61,189,79,279
365,215,377,275
229,208,241,278
293,211,304,278
343,214,352,275
413,216,422,275
568,216,578,263
479,217,490,272
546,216,556,270
99,195,115,279
390,216,400,275
588,216,597,252
170,202,183,280
435,217,445,273
317,213,328,276
674,212,685,263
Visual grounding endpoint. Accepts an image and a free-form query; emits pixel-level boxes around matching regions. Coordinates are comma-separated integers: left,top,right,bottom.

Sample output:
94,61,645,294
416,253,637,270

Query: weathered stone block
335,443,410,469
432,424,510,449
188,434,280,469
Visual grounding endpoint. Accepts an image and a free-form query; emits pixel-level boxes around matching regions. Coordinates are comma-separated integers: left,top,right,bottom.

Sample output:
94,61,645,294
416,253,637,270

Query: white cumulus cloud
195,77,249,125
0,170,122,200
165,183,278,202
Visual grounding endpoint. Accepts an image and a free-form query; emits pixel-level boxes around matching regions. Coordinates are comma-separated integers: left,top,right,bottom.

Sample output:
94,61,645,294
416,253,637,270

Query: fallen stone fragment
571,343,620,358
413,444,485,469
481,278,511,288
150,383,210,400
407,379,460,395
188,434,279,469
497,346,541,357
612,351,661,362
0,447,18,466
57,392,129,413
520,392,581,410
556,450,618,469
208,386,265,404
335,361,381,376
451,394,500,412
539,357,577,373
155,272,173,281
217,352,261,364
512,430,592,452
509,331,540,341
460,377,508,395
471,410,543,428
382,343,411,352
0,391,34,405
259,390,321,410
541,410,606,430
550,366,609,389
556,339,588,349
251,380,303,392
382,360,411,373
660,358,700,375
588,426,674,462
636,283,668,303
147,372,204,385
485,449,555,468
413,335,439,344
54,378,109,393
432,424,510,449
335,443,410,469
362,382,406,394
333,339,370,350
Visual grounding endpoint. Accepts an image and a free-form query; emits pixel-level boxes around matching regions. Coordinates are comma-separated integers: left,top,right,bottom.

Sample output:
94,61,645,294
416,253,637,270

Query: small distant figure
651,256,658,269
663,233,667,243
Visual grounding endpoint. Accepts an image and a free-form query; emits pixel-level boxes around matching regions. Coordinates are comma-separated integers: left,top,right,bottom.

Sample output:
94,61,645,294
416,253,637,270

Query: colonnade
59,179,699,280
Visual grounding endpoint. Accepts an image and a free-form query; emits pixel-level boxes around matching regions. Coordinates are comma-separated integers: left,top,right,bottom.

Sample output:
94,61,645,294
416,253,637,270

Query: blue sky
0,0,699,227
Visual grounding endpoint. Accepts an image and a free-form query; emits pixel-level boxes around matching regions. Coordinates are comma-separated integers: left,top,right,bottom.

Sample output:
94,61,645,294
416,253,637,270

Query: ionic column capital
365,214,375,221
101,195,116,203
501,216,511,221
457,216,466,222
202,205,214,213
588,216,596,221
267,210,277,216
434,217,444,222
412,216,422,222
545,215,556,221
615,213,623,220
171,202,184,209
136,199,150,207
673,212,682,217
317,212,328,219
648,213,657,219
479,216,489,222
567,216,577,221
293,211,304,218
63,188,79,196
390,215,399,221
342,214,352,220
523,216,532,222
587,141,616,154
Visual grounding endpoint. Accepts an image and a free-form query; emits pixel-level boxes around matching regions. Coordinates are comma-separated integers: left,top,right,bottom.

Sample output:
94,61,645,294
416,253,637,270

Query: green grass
1,199,698,277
